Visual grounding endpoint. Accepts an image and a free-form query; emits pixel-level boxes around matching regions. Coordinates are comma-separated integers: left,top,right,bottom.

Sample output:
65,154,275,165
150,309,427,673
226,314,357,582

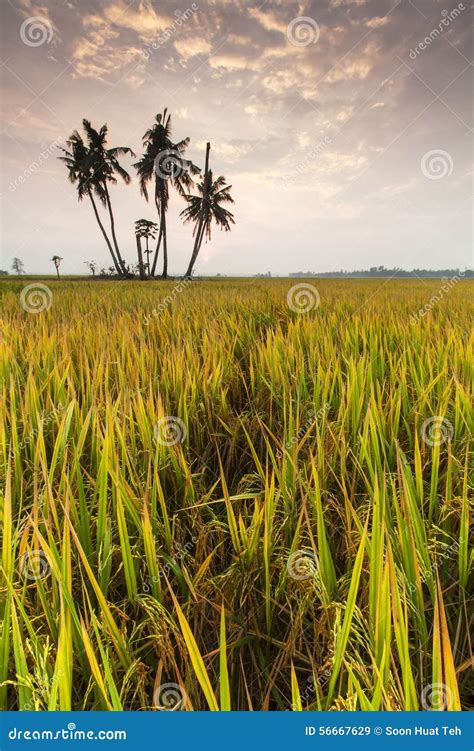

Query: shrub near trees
59,110,235,280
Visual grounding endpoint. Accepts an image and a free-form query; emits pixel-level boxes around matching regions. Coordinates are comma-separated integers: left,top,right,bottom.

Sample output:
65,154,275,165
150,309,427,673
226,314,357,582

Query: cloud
174,36,212,60
327,61,372,81
208,53,259,71
175,107,189,119
244,95,274,115
102,0,170,41
330,0,369,6
72,42,146,83
262,69,300,94
366,16,390,28
247,8,287,34
326,41,379,82
196,140,253,163
70,1,172,82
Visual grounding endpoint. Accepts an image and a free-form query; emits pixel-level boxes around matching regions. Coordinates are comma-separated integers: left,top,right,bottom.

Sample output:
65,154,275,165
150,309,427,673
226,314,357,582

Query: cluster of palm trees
59,110,235,279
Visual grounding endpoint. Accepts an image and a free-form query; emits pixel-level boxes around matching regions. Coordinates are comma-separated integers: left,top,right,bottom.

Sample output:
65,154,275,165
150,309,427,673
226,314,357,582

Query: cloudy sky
1,0,472,275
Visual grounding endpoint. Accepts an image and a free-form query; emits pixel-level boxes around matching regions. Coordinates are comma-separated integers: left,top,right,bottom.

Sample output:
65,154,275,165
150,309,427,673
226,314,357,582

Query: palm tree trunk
185,142,210,279
103,182,126,274
56,267,60,279
150,194,163,277
185,221,206,278
87,189,121,274
161,212,168,279
150,225,162,277
136,235,146,280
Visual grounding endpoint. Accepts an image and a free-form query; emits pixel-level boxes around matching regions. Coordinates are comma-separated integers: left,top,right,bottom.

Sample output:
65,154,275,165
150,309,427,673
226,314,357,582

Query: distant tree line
289,267,473,278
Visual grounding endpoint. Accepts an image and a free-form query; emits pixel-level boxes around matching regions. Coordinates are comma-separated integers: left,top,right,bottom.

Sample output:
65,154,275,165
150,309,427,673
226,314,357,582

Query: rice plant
0,278,472,711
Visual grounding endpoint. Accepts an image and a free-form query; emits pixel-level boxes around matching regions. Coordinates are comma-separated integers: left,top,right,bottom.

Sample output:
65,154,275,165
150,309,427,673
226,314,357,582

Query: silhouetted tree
51,255,63,278
12,257,24,275
133,109,199,278
59,121,134,275
84,261,97,276
181,157,235,279
135,219,159,276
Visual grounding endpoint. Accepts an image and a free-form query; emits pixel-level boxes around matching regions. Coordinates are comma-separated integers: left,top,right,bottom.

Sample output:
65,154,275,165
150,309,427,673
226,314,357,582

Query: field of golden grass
1,278,472,711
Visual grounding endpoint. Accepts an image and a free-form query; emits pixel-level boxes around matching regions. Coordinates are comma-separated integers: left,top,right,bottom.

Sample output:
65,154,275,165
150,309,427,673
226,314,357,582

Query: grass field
0,278,472,711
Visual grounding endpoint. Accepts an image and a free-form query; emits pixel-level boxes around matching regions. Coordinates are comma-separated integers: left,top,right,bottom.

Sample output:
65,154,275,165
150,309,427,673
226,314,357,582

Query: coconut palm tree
59,122,134,275
134,219,158,276
181,170,235,279
81,120,134,274
51,255,63,278
133,109,199,278
59,130,119,273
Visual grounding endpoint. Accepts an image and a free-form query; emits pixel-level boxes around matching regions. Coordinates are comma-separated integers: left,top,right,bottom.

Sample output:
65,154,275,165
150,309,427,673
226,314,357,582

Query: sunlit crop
1,278,472,711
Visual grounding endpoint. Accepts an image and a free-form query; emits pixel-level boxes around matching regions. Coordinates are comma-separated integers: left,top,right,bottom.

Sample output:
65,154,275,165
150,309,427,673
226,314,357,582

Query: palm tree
135,219,158,276
181,169,235,279
81,120,134,274
59,130,119,273
59,122,134,275
133,109,199,278
51,255,63,278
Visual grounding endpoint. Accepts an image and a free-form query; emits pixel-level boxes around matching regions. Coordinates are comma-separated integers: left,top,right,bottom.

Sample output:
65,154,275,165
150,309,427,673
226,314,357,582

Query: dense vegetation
0,278,472,711
290,267,473,278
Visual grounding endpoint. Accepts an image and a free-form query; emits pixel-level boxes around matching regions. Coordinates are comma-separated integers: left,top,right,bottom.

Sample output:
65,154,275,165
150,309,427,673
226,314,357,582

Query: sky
1,0,473,276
